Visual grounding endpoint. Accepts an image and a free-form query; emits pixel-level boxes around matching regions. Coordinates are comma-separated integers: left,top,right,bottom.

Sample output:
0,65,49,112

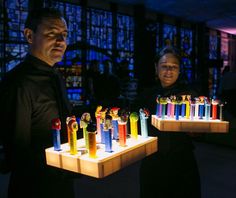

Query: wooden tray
151,115,229,133
45,135,158,178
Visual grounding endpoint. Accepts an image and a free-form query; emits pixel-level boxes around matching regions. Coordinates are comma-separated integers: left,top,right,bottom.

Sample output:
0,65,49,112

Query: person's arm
11,82,32,171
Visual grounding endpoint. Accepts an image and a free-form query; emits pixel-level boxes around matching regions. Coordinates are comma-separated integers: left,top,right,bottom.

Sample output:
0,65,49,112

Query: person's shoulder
1,63,23,84
1,61,37,92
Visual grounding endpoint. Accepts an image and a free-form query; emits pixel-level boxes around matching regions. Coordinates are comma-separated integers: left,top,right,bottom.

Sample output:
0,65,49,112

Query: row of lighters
51,106,150,158
156,95,225,121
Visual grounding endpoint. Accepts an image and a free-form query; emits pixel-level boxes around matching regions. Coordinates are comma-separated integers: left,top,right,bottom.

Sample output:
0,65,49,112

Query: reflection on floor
1,141,236,198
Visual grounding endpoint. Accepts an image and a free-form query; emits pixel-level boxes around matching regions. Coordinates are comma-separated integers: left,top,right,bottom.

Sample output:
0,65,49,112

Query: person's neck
29,52,54,67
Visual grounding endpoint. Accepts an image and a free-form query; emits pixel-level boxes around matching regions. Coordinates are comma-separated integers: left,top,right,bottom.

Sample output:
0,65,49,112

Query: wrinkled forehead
158,53,180,66
39,17,68,31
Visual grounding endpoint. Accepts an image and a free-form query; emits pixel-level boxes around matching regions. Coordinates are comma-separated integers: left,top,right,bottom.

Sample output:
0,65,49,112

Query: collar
24,54,56,74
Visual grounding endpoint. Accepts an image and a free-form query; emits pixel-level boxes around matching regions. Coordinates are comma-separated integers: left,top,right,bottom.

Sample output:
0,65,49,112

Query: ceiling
108,0,236,35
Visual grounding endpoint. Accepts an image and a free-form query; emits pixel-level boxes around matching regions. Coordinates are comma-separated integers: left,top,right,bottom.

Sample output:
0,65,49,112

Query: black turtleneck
0,54,72,171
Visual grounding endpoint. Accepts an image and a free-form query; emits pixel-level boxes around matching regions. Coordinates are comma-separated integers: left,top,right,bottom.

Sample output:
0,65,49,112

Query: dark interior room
1,0,236,198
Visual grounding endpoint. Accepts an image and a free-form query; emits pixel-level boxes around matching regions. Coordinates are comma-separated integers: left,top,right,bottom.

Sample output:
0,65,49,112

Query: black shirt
132,78,198,154
0,54,71,172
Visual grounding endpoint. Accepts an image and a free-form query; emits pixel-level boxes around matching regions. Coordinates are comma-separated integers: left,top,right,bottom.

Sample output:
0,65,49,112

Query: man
0,8,75,198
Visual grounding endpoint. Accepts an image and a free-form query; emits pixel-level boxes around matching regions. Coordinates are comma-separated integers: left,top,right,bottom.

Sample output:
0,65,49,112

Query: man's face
25,17,68,66
156,53,180,88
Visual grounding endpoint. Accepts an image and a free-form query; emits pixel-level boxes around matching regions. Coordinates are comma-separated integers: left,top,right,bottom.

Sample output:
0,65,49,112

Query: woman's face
156,53,180,88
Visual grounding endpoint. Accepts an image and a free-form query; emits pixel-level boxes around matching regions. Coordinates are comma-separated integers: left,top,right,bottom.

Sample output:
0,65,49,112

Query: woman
134,46,201,198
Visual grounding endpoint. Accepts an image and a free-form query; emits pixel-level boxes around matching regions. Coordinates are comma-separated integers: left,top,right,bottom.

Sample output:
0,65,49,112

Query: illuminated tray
45,135,157,178
151,115,229,133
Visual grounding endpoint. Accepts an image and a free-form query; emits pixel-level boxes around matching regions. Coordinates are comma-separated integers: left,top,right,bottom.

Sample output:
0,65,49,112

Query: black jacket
0,54,71,173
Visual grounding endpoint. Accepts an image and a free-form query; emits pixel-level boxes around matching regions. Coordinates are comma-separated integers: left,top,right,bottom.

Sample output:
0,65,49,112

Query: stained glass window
0,2,4,80
220,32,229,67
155,23,160,52
116,13,134,77
86,8,113,72
209,30,218,60
208,66,220,97
0,4,3,42
2,0,28,74
180,28,193,82
208,30,220,98
163,23,177,47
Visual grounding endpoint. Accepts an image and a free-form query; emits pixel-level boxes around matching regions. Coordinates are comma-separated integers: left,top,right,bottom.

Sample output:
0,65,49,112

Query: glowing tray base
151,115,229,133
45,135,157,178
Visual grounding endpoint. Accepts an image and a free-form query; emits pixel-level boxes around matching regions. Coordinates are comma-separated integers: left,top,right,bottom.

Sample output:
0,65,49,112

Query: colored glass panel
163,24,177,47
220,32,229,66
209,30,218,60
2,0,28,74
86,8,113,70
116,13,134,77
180,28,193,82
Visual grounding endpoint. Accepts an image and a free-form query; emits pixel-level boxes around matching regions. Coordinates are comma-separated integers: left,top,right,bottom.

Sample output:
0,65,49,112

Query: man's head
24,8,68,66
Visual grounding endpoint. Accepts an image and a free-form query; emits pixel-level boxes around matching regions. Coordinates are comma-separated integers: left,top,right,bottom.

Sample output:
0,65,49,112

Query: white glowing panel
151,115,229,133
45,136,158,178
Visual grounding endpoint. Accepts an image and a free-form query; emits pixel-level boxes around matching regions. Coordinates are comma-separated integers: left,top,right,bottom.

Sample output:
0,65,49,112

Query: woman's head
155,46,181,88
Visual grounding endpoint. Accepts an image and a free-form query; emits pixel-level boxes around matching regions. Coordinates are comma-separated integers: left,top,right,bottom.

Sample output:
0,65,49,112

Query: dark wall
134,5,156,89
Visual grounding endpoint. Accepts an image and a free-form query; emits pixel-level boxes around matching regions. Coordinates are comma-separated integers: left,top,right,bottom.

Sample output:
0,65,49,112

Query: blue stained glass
68,88,82,93
163,24,177,47
6,1,28,42
180,28,193,82
1,0,28,73
209,30,218,60
208,30,220,97
146,21,160,53
116,13,134,76
156,24,160,52
0,1,3,77
5,43,28,72
86,8,113,65
221,32,228,62
209,67,219,97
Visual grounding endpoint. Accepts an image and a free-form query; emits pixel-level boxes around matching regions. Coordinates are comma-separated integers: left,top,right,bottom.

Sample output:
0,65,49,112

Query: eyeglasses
160,65,179,71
